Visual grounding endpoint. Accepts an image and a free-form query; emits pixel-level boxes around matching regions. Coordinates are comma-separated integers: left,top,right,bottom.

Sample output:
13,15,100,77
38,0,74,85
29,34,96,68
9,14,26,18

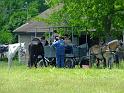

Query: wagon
41,43,89,68
64,43,89,68
35,26,91,67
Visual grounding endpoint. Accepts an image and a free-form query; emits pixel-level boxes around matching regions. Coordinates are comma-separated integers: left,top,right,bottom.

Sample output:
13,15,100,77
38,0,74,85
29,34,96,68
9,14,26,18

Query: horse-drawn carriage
42,43,89,68
28,37,124,69
27,23,124,69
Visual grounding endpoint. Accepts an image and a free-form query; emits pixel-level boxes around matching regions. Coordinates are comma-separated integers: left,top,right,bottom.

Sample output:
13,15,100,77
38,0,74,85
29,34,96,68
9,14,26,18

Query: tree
0,0,48,43
45,0,124,40
0,30,13,44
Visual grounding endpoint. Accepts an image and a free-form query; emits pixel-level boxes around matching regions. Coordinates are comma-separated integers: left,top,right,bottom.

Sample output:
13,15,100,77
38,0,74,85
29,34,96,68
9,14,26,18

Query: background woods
0,0,48,44
0,0,124,43
46,0,124,41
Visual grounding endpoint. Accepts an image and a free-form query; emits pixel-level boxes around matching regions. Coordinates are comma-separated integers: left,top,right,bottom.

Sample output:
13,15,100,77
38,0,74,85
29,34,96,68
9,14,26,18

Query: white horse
4,43,25,68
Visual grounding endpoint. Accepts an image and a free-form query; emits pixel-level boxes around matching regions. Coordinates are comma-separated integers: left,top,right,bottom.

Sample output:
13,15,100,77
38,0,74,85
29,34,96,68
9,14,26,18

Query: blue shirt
52,39,65,55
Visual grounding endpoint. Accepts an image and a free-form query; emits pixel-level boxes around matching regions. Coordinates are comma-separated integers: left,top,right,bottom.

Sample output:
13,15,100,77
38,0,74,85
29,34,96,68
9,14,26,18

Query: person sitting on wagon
64,36,73,54
40,36,49,46
51,30,60,43
64,35,72,45
52,36,65,68
53,36,59,43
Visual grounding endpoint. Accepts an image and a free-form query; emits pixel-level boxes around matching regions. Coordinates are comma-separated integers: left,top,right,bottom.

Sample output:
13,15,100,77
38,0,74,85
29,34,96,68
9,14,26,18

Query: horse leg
89,55,95,67
103,57,106,68
96,58,100,68
34,55,38,68
109,58,112,69
108,56,113,69
110,54,115,69
28,57,32,68
1,53,4,60
28,45,34,68
115,54,119,68
0,53,3,61
34,61,37,68
104,53,111,69
29,54,34,68
8,56,13,69
115,60,119,68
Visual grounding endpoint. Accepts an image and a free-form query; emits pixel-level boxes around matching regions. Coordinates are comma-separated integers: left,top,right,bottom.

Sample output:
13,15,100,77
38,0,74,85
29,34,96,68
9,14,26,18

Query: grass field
0,60,124,93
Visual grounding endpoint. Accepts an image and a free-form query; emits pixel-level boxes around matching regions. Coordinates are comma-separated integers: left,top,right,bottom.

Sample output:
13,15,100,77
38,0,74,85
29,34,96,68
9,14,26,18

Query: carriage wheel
65,58,75,68
79,57,90,68
38,59,48,67
46,58,56,66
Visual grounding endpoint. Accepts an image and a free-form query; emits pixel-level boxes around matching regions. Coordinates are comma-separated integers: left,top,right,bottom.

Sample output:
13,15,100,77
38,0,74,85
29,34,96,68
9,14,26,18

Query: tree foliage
0,0,48,44
0,30,13,44
46,0,124,40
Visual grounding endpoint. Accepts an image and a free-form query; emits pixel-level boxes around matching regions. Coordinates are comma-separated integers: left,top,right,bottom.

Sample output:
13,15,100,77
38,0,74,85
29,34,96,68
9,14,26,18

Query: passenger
40,36,49,46
64,36,73,54
64,36,72,45
52,36,65,68
51,30,60,43
53,36,59,43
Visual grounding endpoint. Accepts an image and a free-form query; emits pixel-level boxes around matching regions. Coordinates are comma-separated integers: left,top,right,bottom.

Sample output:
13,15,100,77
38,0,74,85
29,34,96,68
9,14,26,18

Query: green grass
0,61,124,93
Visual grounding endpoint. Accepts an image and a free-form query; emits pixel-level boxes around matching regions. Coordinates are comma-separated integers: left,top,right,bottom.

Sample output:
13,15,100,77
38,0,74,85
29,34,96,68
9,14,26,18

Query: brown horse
90,44,106,68
90,40,121,68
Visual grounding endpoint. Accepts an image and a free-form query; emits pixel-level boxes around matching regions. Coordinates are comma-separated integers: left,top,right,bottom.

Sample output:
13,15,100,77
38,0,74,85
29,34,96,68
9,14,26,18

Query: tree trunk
103,15,112,41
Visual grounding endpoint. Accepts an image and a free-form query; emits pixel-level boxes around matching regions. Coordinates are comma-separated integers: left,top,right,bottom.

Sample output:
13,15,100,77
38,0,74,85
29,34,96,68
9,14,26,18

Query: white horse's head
19,43,26,57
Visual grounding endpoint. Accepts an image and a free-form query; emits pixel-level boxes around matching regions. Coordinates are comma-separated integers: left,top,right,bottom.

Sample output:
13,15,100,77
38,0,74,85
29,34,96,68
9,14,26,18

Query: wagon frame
35,26,91,67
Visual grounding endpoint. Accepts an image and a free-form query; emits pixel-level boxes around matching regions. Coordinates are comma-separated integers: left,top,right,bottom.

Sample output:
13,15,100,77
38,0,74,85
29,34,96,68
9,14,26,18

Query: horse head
0,44,8,53
116,40,124,52
19,43,26,57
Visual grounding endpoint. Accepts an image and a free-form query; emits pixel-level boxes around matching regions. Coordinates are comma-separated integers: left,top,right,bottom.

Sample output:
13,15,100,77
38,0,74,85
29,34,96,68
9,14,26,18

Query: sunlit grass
0,60,124,93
